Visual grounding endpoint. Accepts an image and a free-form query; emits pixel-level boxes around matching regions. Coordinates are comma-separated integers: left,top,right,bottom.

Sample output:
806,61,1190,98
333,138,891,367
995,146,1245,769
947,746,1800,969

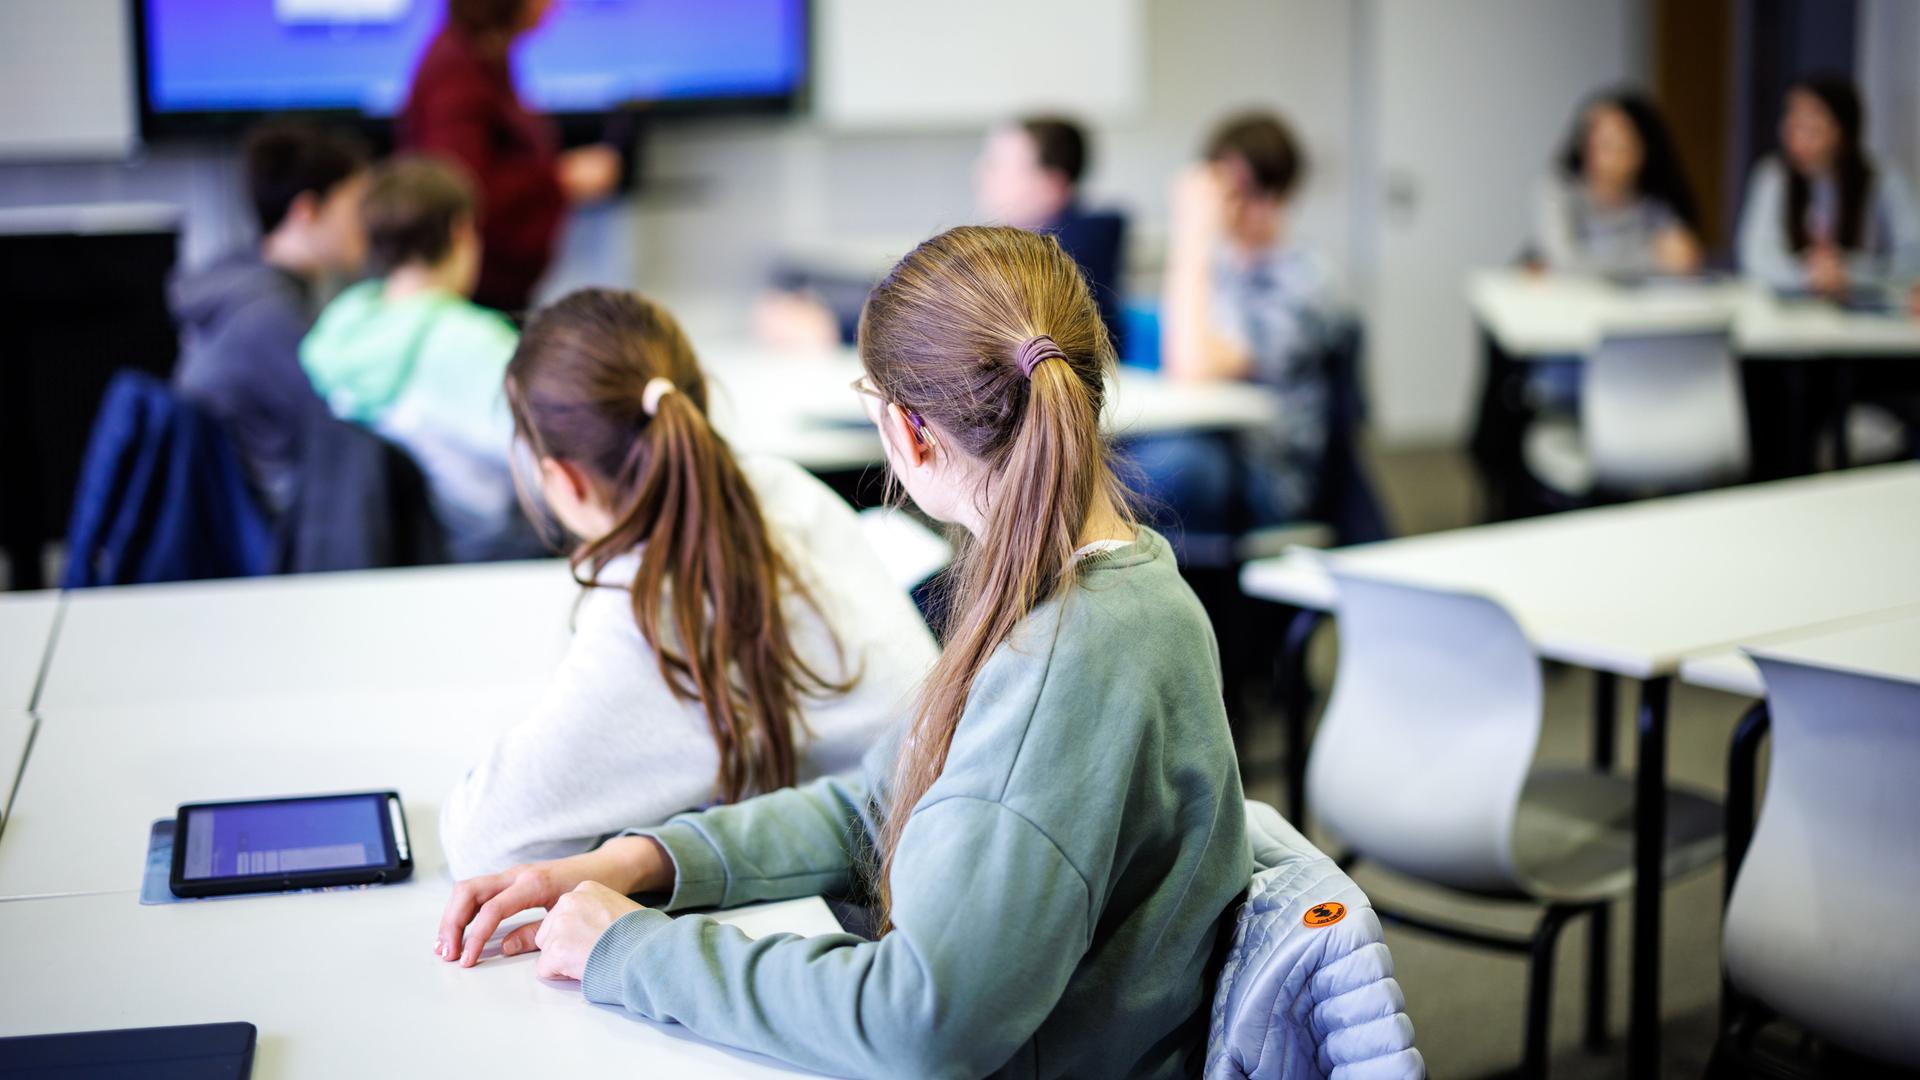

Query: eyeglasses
850,375,932,446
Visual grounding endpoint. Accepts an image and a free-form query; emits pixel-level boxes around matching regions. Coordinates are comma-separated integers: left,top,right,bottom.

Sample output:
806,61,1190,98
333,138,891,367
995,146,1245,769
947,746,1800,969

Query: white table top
1241,463,1920,679
0,885,836,1078
1468,267,1920,359
36,560,580,714
1678,606,1920,699
0,592,62,824
698,343,1280,473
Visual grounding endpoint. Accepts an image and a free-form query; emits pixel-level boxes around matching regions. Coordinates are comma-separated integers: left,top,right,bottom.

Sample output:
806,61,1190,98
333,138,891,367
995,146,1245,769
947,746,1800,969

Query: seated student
171,122,370,512
1739,74,1920,295
300,157,535,562
437,288,937,879
1533,89,1703,277
435,227,1250,1079
1141,111,1337,541
756,115,1127,349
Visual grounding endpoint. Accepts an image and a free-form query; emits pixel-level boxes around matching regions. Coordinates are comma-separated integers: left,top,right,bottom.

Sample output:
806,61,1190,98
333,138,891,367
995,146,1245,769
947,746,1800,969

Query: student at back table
1531,89,1703,278
170,122,370,512
1739,74,1920,296
1138,111,1338,546
757,114,1127,350
301,156,539,562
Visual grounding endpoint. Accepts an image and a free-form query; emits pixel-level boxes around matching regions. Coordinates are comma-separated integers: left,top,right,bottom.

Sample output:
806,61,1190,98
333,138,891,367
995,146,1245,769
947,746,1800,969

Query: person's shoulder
424,298,519,357
1746,155,1787,191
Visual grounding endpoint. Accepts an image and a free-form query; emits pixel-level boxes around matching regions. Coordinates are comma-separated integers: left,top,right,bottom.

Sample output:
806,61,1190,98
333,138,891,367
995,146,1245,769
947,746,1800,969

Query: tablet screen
180,794,389,880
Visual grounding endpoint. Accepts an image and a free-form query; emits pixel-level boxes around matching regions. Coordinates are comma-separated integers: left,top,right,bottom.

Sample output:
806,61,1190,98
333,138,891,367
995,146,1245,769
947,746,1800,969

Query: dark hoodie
169,250,329,512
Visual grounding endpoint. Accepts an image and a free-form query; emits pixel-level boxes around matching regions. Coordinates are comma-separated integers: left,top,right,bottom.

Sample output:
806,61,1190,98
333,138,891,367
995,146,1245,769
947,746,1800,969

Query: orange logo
1303,902,1347,928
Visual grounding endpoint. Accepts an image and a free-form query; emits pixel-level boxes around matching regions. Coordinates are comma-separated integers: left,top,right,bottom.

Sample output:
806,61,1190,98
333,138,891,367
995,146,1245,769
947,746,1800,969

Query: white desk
36,560,580,713
1242,462,1920,680
1679,606,1920,699
0,591,62,826
698,343,1281,473
0,886,837,1078
1469,268,1920,360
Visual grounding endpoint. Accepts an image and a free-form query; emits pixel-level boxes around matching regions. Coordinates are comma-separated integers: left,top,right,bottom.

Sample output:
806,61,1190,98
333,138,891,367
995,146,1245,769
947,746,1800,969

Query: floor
1232,440,1758,1080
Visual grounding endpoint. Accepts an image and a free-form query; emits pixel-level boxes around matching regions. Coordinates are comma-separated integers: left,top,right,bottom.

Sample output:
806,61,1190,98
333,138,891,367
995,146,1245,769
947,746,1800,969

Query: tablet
169,791,412,898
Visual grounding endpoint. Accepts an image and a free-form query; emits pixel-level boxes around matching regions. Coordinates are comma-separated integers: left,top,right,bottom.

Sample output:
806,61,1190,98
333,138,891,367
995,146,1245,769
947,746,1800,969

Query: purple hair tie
1015,334,1067,379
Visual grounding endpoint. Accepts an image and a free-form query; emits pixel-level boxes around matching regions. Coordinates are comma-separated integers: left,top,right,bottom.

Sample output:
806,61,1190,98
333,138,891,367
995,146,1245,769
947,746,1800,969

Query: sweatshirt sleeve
438,586,721,880
1532,176,1584,272
583,795,1092,1080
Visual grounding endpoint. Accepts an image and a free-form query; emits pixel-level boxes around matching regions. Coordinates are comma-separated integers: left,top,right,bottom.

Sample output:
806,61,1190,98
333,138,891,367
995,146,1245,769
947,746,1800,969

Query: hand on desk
507,882,643,980
435,835,670,967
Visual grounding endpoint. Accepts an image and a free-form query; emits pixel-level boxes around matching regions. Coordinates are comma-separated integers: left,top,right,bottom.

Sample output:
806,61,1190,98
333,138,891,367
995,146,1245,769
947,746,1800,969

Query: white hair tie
642,377,677,417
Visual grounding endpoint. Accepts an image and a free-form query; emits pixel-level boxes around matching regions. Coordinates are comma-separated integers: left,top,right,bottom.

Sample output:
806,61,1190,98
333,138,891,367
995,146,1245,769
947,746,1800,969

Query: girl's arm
1532,176,1586,272
577,796,1092,1079
1161,166,1253,382
1738,159,1807,289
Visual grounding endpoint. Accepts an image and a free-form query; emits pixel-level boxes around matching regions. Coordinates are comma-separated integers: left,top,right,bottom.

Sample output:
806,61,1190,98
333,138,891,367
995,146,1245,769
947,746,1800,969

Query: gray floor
1235,442,1757,1079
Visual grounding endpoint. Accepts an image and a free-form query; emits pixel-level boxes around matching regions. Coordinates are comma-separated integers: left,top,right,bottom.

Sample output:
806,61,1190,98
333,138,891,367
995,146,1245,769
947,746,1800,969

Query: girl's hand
506,881,644,981
1806,244,1848,296
1171,164,1231,250
435,836,670,966
1652,226,1703,275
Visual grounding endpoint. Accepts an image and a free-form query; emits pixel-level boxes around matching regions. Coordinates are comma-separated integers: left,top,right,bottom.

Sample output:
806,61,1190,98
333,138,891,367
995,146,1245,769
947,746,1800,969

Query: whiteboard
814,0,1145,130
0,0,138,160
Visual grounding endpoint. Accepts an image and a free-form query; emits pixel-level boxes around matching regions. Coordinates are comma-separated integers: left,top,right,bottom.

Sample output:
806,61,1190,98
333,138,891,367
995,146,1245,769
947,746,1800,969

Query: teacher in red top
400,0,620,314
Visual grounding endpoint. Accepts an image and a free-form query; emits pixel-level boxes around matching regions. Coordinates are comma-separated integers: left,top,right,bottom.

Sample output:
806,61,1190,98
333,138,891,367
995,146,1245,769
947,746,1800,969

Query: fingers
501,919,543,958
460,876,541,967
437,874,505,962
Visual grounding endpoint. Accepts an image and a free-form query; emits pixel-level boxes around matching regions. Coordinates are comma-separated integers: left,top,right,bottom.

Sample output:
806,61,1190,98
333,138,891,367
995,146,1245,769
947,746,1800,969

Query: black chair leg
1523,905,1581,1079
1584,904,1609,1052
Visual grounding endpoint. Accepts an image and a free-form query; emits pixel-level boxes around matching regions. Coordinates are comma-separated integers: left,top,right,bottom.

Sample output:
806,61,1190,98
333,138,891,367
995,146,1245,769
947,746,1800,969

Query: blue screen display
140,0,807,116
181,795,390,879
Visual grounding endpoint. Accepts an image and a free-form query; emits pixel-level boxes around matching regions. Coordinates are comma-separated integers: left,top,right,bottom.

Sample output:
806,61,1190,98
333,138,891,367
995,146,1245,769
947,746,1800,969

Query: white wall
1858,0,1920,192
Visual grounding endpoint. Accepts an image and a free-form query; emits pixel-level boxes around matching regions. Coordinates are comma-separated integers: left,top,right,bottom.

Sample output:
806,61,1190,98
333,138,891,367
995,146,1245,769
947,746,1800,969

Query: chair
1207,799,1424,1080
1524,330,1749,500
62,370,273,588
1308,568,1722,1077
1711,656,1920,1075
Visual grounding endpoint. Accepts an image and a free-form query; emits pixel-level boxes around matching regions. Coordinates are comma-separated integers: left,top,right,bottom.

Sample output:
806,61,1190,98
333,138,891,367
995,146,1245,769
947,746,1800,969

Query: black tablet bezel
168,790,412,898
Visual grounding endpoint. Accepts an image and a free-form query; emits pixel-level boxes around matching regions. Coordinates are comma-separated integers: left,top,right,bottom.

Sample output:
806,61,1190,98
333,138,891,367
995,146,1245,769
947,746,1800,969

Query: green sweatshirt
580,528,1250,1079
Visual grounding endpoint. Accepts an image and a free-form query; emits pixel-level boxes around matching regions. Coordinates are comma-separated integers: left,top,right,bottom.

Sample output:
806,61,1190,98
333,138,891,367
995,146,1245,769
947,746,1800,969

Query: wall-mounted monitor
133,0,807,135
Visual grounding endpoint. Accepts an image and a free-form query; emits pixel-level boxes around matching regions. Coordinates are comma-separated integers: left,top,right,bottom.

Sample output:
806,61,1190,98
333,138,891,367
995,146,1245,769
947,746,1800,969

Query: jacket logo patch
1303,901,1347,928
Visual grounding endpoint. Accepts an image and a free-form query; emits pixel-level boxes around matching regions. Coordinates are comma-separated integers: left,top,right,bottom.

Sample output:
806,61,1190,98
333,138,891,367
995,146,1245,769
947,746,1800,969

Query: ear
883,403,934,468
538,456,593,504
282,189,320,230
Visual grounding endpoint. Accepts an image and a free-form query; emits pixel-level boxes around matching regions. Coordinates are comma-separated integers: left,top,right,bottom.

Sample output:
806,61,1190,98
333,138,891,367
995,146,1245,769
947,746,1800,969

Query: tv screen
136,0,807,132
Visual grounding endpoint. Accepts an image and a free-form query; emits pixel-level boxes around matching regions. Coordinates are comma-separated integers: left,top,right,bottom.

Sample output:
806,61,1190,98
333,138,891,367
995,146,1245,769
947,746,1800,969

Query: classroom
0,1,1915,1077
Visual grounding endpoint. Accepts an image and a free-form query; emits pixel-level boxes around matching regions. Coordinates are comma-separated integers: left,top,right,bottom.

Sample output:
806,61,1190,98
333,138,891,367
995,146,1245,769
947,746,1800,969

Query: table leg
1275,606,1324,827
1586,670,1617,1050
1830,363,1853,471
1592,671,1616,770
1629,676,1671,1077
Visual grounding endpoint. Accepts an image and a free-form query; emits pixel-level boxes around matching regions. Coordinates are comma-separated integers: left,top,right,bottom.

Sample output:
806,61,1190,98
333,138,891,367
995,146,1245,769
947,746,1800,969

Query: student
170,122,370,511
757,115,1126,349
435,227,1250,1079
437,287,937,879
400,0,621,314
1145,110,1337,540
1738,74,1920,295
1533,90,1703,277
300,157,535,563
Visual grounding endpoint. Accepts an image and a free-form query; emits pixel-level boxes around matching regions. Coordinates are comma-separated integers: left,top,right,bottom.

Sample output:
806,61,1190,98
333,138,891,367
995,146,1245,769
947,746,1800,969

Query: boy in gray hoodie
170,122,370,511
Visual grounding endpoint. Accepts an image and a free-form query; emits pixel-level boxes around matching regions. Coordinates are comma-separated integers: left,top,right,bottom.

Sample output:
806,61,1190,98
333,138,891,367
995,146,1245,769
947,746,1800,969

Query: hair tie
641,377,676,417
1015,334,1067,379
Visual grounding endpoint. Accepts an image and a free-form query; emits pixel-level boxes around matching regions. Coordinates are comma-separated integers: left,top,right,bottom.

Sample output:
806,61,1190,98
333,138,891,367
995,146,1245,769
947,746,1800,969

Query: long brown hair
1784,75,1874,253
508,288,854,803
859,226,1132,932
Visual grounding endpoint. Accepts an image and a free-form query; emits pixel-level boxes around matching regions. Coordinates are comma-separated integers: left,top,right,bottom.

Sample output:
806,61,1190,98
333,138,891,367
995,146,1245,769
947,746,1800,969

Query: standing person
400,0,621,315
435,227,1250,1079
434,287,936,877
1145,110,1338,544
1533,89,1703,277
1738,74,1920,295
171,121,370,511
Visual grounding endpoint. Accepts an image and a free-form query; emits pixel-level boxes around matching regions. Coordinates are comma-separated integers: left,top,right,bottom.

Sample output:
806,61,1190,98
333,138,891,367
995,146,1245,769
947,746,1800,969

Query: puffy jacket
1206,801,1424,1080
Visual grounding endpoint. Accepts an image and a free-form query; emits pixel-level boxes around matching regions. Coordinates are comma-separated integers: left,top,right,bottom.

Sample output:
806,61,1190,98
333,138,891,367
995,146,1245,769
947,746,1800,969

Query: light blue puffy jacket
1206,801,1424,1080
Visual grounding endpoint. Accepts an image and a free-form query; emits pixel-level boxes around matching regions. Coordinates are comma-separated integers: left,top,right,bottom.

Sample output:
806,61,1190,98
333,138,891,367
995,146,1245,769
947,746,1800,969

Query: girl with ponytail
436,288,936,879
438,229,1249,1080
